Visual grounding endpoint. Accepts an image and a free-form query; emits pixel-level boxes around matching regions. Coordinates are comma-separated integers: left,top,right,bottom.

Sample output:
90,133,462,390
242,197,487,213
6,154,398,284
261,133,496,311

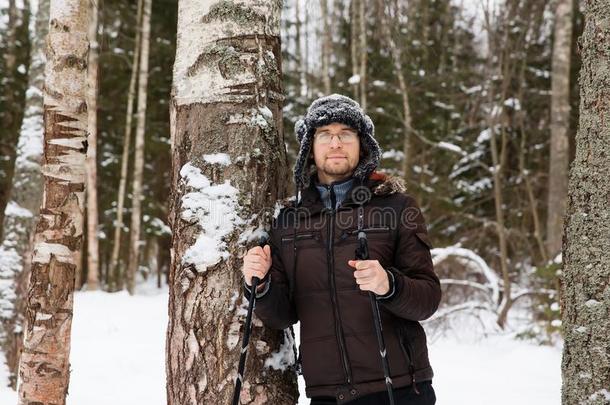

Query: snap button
350,389,357,395
338,394,345,400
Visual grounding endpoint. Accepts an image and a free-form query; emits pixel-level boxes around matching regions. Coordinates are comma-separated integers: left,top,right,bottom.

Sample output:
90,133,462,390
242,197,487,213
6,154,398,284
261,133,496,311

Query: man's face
312,123,361,184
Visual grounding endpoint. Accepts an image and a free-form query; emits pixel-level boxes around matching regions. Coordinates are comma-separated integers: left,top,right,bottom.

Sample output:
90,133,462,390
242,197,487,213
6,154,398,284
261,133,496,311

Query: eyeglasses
314,131,359,144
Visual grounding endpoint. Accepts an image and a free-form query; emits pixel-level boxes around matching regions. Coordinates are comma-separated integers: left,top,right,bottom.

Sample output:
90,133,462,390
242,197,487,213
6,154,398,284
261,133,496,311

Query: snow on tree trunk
165,1,297,403
109,0,143,291
16,0,89,402
547,0,574,260
86,0,100,290
0,0,48,388
126,0,152,295
561,1,610,403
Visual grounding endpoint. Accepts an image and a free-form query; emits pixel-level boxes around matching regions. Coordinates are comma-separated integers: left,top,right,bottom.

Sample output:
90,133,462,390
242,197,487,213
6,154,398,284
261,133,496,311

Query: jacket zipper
398,326,420,395
281,233,315,243
327,198,352,384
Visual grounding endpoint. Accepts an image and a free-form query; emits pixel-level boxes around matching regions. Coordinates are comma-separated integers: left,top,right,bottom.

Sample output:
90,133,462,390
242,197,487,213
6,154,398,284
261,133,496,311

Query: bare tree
126,0,152,294
0,0,29,235
358,0,367,110
110,0,143,291
320,0,332,94
561,1,610,403
547,0,574,259
165,1,297,403
350,0,359,100
86,0,101,290
376,0,414,181
16,0,89,402
0,0,49,388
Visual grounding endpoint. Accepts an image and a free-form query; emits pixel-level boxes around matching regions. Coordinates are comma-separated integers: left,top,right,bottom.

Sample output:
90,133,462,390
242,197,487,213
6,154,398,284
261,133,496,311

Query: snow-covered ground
0,287,561,404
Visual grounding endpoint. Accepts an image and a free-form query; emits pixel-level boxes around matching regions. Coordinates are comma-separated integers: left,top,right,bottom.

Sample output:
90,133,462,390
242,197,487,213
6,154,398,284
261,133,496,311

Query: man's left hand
347,259,389,295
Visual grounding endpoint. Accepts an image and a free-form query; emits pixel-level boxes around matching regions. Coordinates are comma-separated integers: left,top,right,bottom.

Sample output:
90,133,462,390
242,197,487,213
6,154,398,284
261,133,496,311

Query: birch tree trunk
320,0,332,94
16,0,89,402
0,0,49,388
377,0,413,181
350,0,359,100
126,0,152,294
561,1,610,403
166,1,297,403
295,0,306,97
86,0,100,290
546,0,574,260
358,0,367,111
109,0,143,291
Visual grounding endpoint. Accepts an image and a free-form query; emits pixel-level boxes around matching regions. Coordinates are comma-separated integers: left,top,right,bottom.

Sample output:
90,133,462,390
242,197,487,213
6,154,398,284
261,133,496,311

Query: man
242,94,441,404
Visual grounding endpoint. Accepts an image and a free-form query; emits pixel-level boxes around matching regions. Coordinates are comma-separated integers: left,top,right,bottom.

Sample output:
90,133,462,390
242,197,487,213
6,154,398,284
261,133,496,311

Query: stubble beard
321,159,353,176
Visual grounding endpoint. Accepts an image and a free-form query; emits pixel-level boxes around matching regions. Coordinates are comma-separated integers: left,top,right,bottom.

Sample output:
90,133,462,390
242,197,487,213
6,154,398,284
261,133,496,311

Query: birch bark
166,1,297,403
16,0,89,402
126,0,152,294
109,0,143,291
320,0,332,94
547,0,574,259
86,0,100,290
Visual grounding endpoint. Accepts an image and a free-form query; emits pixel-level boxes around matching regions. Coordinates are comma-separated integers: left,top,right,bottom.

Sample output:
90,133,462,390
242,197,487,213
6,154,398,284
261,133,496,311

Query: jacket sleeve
243,235,297,330
378,195,442,321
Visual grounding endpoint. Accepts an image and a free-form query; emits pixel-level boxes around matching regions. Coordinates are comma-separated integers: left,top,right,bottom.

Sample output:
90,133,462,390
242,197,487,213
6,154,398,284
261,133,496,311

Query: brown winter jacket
245,171,441,403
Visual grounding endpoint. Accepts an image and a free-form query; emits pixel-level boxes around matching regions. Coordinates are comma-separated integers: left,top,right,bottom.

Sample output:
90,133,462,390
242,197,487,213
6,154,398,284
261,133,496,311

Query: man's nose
329,135,342,148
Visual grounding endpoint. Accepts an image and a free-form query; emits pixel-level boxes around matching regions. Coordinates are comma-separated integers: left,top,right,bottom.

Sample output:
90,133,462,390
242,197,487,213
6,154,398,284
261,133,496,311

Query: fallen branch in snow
426,301,496,323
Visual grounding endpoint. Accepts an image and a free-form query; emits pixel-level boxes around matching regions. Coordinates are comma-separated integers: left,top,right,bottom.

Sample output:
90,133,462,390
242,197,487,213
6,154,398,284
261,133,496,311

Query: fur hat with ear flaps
293,94,382,191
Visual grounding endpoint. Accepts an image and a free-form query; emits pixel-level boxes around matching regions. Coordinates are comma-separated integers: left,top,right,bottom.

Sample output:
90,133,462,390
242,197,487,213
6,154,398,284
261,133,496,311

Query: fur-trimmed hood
369,171,406,196
293,94,381,191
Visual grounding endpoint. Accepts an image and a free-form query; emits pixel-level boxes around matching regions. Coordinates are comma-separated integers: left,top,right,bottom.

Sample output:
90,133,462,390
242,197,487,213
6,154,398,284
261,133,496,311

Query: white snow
381,149,405,162
347,74,361,85
477,128,492,144
589,389,610,402
202,153,231,166
179,162,244,273
503,97,522,111
4,201,33,218
0,287,561,405
437,141,464,155
264,328,295,371
428,333,561,404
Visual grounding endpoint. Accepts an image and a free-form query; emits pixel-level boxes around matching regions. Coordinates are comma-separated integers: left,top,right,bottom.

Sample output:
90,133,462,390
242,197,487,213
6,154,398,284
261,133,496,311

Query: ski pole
356,231,396,405
232,238,267,405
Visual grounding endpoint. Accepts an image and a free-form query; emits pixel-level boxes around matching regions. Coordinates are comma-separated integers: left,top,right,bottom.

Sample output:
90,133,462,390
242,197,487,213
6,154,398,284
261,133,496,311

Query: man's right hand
242,245,272,287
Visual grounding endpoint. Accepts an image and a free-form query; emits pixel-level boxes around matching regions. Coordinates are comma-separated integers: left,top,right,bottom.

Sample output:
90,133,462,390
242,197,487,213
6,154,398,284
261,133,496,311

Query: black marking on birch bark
79,139,88,153
76,101,88,114
44,86,64,100
49,18,69,32
54,54,88,71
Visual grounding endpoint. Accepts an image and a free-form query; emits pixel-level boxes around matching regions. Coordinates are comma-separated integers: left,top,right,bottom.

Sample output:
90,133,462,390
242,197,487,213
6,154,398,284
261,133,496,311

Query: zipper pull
412,375,420,395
